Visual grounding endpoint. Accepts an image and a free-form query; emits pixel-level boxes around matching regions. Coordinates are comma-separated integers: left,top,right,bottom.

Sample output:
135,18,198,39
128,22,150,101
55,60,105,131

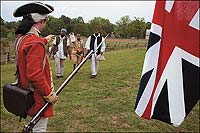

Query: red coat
17,34,54,117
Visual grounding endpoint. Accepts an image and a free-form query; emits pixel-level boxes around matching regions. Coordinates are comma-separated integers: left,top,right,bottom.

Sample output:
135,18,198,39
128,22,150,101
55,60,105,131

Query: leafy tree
0,20,19,38
4,21,19,29
1,25,7,38
59,15,72,33
71,16,87,36
7,30,15,39
115,16,132,38
88,17,114,36
42,16,65,36
131,17,146,39
72,16,84,24
1,14,150,39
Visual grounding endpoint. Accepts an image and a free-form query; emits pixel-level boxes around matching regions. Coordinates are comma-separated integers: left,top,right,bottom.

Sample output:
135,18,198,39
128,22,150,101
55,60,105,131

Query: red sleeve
40,37,48,44
25,43,51,96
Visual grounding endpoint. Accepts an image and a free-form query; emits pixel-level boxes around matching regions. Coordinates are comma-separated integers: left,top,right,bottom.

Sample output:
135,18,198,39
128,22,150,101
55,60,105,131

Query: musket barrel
56,50,93,95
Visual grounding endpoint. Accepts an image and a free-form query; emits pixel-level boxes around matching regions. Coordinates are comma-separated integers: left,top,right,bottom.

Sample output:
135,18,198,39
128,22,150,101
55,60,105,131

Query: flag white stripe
165,1,174,13
135,24,162,116
189,9,200,30
142,23,162,75
135,65,157,116
151,47,199,125
149,23,162,39
151,47,185,125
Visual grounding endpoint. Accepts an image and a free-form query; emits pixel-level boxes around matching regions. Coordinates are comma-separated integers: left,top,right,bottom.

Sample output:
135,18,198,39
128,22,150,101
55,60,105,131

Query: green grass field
1,48,199,132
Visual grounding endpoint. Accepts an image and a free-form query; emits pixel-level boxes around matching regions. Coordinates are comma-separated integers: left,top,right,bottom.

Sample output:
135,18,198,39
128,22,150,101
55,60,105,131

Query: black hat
13,2,54,17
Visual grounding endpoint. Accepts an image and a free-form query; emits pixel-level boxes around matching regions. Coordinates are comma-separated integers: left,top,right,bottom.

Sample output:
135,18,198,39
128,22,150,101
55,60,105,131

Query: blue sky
1,1,156,24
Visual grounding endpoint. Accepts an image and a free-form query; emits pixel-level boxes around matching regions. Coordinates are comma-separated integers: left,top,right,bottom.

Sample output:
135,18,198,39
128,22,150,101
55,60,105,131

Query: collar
59,35,66,39
93,33,100,38
28,27,41,37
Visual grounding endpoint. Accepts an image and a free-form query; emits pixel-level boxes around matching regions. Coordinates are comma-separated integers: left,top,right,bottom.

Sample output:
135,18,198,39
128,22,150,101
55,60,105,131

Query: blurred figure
69,32,76,43
71,33,84,70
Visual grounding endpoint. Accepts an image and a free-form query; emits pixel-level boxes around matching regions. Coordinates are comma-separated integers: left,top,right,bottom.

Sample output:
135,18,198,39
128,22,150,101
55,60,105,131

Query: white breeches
33,117,48,132
90,54,99,75
54,55,65,76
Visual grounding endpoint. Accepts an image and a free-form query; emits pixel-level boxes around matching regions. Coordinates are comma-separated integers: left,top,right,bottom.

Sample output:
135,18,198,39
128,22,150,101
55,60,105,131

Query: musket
22,33,110,132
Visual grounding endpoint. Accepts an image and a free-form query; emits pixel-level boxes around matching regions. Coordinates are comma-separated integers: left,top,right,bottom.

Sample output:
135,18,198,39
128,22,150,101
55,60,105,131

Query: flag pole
22,33,110,132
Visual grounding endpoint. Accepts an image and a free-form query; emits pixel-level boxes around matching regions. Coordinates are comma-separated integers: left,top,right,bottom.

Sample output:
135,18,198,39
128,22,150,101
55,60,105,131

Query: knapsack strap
15,34,30,65
14,34,47,90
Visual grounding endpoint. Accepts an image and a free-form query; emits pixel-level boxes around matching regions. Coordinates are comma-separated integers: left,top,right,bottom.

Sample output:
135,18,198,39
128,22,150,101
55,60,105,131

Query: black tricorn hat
13,2,54,17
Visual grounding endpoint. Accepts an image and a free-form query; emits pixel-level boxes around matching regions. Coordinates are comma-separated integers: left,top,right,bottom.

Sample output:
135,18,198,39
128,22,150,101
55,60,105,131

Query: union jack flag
135,1,199,126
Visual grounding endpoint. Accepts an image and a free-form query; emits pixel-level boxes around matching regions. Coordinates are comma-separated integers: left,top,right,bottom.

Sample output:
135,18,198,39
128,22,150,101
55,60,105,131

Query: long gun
22,33,110,132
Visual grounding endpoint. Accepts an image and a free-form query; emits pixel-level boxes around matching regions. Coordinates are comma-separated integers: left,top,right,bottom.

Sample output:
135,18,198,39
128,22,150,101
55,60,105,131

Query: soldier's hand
43,90,58,104
46,35,55,43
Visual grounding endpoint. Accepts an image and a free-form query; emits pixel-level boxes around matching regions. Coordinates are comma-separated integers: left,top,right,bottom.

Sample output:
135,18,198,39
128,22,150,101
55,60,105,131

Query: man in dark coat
84,28,106,78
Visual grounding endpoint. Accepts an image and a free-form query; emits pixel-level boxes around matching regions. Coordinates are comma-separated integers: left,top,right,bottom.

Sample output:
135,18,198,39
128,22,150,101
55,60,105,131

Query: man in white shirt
85,28,106,78
52,29,70,79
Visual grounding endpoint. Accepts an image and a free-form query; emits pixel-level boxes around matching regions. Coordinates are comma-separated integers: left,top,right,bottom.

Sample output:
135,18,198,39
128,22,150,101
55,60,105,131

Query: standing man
51,29,70,79
71,33,84,70
85,28,106,78
13,2,58,132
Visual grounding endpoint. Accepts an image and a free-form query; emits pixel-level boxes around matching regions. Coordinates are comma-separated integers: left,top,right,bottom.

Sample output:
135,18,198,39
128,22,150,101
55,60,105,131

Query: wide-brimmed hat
13,2,54,17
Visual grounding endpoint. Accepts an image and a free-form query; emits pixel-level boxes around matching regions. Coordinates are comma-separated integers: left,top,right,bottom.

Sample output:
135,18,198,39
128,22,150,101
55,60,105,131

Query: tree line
1,15,151,39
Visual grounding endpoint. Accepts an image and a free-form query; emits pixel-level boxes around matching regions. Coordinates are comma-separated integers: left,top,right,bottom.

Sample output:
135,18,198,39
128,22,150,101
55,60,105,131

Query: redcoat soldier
13,2,57,132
